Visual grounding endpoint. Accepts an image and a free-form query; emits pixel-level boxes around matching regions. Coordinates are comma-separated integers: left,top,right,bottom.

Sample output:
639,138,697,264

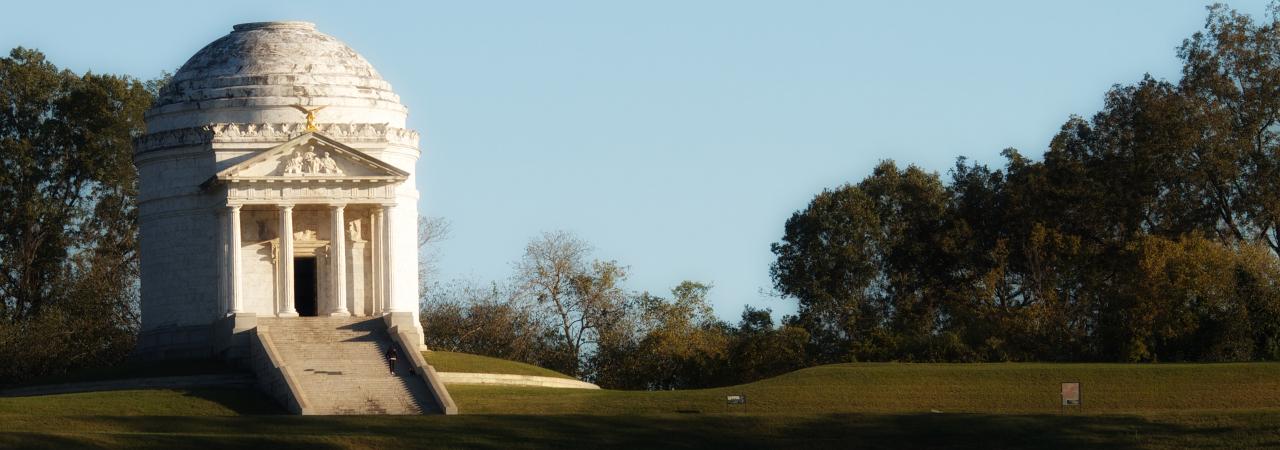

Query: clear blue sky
2,1,1270,321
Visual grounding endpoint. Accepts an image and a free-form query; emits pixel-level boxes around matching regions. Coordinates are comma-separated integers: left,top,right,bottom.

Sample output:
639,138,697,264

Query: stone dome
146,21,407,133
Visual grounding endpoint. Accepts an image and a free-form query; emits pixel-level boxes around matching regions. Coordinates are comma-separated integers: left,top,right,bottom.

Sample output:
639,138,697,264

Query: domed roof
147,21,406,131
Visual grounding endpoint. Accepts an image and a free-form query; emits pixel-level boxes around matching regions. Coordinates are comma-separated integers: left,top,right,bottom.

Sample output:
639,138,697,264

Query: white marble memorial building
134,21,426,360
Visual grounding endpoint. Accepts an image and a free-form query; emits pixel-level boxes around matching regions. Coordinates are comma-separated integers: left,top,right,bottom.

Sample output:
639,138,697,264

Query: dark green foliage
0,48,153,385
598,282,730,390
724,306,810,383
770,4,1280,364
589,284,812,390
424,273,814,390
770,181,882,362
419,279,556,367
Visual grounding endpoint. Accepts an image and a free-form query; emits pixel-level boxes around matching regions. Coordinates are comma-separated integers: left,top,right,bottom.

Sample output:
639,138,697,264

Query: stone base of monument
132,324,215,362
212,313,258,367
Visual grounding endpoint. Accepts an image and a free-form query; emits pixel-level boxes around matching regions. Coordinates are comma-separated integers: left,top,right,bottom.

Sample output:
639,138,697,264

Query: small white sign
1061,382,1081,406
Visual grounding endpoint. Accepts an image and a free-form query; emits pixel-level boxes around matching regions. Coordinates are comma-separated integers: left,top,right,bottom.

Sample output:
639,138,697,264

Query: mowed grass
422,351,574,379
2,362,1280,448
8,359,244,388
0,389,280,416
447,362,1280,415
1,407,1278,449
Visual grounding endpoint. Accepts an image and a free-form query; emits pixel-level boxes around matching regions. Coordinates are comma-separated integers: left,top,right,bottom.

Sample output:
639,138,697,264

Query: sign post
1060,382,1081,413
726,394,746,413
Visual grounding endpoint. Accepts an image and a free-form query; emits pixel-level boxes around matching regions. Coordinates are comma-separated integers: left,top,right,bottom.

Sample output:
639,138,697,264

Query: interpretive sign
1061,382,1081,406
726,395,746,405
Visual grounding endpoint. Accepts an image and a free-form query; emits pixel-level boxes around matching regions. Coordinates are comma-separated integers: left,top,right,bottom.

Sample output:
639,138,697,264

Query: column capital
226,204,242,212
277,203,295,210
328,203,347,210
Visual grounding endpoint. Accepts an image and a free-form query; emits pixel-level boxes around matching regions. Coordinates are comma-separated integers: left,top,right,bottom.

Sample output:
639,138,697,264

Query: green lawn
0,408,1277,449
422,350,575,379
2,362,1279,448
7,359,245,388
0,389,279,416
447,362,1280,415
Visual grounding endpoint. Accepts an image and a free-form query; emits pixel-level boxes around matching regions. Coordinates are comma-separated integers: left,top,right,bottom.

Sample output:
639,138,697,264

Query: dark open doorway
295,257,318,317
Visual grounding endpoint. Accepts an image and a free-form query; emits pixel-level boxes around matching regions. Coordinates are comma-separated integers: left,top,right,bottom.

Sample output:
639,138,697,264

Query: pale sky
2,0,1270,321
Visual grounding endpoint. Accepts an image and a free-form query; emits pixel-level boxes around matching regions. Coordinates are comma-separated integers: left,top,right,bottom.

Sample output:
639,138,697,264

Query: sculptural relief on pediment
281,145,344,176
234,140,369,178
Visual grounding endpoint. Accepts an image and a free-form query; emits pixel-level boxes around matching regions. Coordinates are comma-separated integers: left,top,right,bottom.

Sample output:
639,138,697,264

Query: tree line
419,230,810,390
777,4,1280,364
422,5,1280,389
0,48,152,385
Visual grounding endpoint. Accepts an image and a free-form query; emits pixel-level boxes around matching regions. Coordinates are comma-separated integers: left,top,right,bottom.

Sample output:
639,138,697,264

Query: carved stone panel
235,139,379,178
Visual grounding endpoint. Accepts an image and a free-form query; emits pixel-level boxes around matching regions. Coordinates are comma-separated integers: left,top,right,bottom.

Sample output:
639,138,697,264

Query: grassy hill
422,351,575,379
0,388,279,416
447,362,1280,415
2,360,1280,448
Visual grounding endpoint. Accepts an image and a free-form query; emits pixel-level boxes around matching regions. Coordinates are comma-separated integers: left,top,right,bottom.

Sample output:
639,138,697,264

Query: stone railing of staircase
435,372,600,389
386,316,458,415
249,326,311,415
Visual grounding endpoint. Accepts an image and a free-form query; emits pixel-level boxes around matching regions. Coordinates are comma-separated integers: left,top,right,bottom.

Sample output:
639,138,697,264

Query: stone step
255,317,434,415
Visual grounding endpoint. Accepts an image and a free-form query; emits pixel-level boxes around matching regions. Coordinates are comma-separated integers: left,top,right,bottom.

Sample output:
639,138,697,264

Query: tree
770,182,882,363
768,4,1280,364
770,161,952,362
513,231,627,375
856,161,952,360
1178,4,1280,256
1106,235,1280,362
622,282,730,390
417,215,451,298
724,306,809,384
0,47,152,384
419,278,553,365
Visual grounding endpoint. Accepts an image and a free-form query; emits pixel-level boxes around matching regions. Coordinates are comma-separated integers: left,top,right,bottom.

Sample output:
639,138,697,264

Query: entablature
134,122,420,154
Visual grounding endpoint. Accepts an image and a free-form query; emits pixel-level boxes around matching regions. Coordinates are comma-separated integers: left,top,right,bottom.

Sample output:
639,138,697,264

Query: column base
276,311,299,318
325,311,351,317
229,312,258,332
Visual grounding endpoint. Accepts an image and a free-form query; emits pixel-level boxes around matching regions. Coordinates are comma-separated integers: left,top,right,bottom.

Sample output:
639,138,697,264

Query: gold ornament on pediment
290,105,328,132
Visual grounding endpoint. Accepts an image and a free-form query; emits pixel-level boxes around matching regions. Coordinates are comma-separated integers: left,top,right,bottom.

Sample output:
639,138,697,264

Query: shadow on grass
178,388,286,415
0,432,109,450
4,359,246,389
11,412,1243,449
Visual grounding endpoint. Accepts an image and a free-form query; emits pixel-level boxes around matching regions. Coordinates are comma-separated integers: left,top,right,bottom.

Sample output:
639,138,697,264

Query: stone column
328,204,349,316
278,204,298,317
382,204,400,312
372,207,384,314
349,240,367,316
228,205,244,314
217,208,228,315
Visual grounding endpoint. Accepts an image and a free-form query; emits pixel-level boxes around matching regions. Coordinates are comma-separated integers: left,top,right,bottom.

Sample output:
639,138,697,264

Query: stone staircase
255,317,438,415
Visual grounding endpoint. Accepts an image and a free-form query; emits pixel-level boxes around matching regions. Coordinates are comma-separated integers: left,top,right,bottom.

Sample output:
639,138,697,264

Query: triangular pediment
214,132,409,182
